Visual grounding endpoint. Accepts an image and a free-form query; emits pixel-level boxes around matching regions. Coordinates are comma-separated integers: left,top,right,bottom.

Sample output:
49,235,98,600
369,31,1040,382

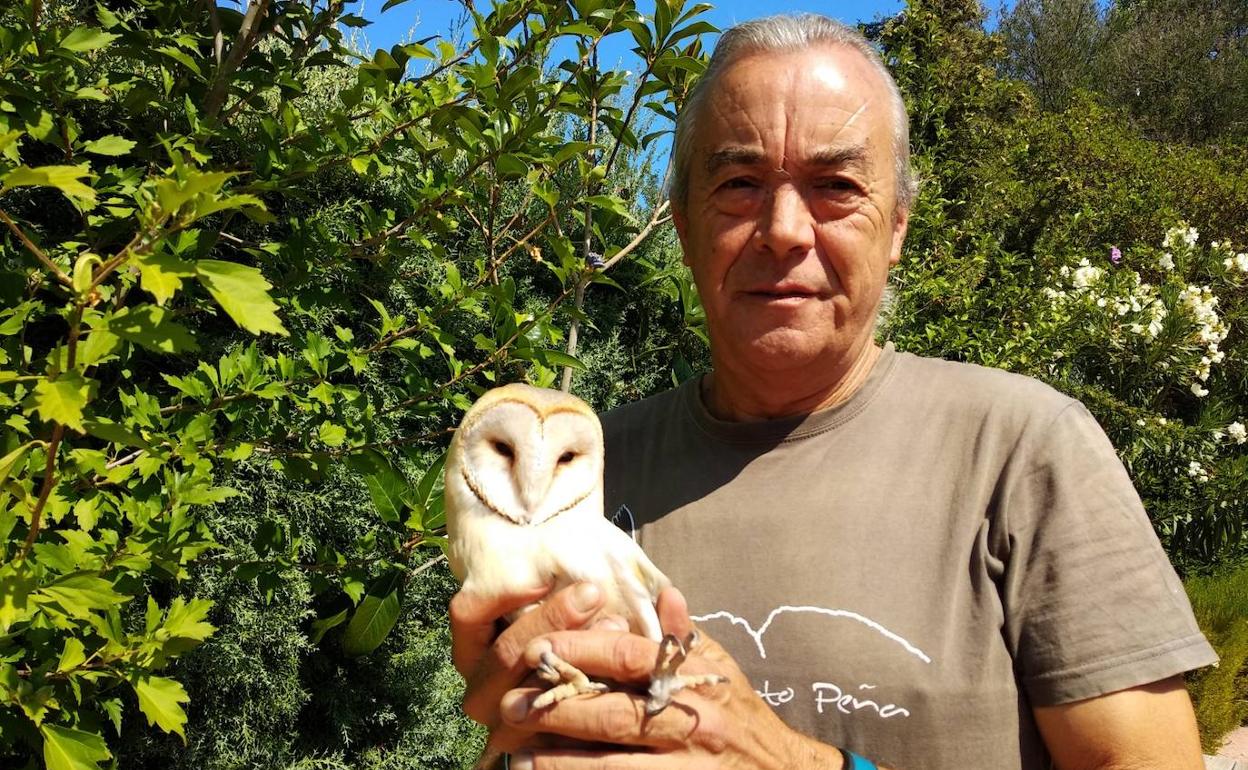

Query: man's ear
672,204,691,266
889,205,909,266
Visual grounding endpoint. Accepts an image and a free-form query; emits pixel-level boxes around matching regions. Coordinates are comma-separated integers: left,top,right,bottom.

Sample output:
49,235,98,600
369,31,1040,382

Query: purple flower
1110,246,1122,265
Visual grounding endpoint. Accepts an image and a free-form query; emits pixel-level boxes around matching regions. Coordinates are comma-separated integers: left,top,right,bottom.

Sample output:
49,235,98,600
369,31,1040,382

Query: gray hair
669,14,917,212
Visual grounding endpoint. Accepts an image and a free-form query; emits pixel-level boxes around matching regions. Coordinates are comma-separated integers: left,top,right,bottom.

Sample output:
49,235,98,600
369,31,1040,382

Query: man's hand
449,581,608,756
498,587,854,770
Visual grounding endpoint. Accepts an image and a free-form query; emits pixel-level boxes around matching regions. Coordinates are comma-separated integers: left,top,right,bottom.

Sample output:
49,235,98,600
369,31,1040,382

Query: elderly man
450,14,1216,770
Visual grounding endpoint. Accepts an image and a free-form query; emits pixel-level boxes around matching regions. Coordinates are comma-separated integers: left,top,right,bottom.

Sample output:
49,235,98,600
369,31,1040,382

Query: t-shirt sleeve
998,401,1217,706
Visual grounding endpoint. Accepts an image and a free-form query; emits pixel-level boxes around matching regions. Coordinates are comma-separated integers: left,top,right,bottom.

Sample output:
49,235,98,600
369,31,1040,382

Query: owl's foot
531,650,609,710
644,629,729,716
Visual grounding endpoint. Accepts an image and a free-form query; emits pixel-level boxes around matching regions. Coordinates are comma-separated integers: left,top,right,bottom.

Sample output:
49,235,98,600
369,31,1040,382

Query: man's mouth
743,284,821,301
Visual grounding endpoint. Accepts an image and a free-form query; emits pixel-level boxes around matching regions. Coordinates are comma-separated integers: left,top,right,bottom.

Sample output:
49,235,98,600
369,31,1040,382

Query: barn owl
445,383,725,715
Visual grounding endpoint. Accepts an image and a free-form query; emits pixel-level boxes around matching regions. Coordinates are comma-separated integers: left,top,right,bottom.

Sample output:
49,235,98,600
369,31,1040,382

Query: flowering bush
1008,223,1247,565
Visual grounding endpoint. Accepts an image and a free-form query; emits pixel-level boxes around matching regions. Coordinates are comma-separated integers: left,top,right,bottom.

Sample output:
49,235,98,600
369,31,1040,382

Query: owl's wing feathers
541,519,668,638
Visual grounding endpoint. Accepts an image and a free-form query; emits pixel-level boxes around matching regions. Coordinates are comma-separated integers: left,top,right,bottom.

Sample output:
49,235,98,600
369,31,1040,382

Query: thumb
657,586,694,640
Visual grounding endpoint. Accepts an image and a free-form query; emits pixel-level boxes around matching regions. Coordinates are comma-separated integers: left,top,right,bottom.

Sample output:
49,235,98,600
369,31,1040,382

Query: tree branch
205,0,272,120
561,60,600,393
0,208,72,288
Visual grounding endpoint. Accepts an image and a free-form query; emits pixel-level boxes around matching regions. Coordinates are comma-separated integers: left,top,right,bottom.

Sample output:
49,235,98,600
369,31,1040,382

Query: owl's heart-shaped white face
457,400,603,526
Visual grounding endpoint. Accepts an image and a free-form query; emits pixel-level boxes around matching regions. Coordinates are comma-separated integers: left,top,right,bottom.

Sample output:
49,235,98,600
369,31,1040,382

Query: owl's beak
514,457,552,523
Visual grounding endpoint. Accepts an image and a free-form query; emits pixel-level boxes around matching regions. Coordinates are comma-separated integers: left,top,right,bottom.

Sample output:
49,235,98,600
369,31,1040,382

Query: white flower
1157,417,1168,425
1158,252,1175,271
1187,460,1209,482
1236,253,1248,273
1072,260,1103,289
1191,383,1209,397
1213,430,1224,440
1229,421,1247,445
1136,419,1146,427
1164,225,1199,249
1096,297,1108,308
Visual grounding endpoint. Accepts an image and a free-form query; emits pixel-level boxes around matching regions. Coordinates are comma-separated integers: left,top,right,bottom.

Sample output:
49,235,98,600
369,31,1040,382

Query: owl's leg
531,650,609,710
644,630,729,716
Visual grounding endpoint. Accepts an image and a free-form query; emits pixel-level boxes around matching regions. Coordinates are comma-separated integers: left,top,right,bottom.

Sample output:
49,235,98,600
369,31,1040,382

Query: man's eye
721,177,758,190
817,178,859,193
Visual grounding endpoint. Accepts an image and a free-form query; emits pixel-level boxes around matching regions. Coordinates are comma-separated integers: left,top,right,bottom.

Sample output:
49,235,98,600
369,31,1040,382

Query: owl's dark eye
492,441,514,459
557,451,576,465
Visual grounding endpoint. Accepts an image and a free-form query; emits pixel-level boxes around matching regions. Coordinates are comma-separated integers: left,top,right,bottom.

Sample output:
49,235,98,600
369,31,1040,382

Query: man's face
674,45,909,375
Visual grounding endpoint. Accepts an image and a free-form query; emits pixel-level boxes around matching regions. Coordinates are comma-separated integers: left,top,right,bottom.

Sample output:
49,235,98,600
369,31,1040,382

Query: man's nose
757,184,815,257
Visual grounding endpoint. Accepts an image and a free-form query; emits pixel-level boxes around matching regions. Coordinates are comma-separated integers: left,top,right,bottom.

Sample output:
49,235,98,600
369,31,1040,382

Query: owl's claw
531,650,610,710
644,631,729,716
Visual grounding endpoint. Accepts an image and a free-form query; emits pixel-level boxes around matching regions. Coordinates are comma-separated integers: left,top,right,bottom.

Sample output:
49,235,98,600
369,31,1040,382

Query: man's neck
702,340,883,422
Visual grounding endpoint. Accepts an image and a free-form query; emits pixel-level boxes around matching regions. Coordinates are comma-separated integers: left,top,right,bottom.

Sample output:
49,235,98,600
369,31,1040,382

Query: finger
590,614,629,632
511,748,687,770
524,630,661,684
656,587,694,640
486,720,610,756
500,687,708,750
484,723,536,755
450,584,551,676
462,583,606,725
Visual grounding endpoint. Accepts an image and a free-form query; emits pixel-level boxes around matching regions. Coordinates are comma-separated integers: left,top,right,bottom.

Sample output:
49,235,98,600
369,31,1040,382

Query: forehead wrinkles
699,64,885,175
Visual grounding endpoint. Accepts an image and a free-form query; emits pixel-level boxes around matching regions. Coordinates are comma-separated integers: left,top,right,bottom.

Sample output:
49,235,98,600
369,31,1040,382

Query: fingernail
510,751,533,770
502,692,530,723
572,582,601,612
525,637,553,668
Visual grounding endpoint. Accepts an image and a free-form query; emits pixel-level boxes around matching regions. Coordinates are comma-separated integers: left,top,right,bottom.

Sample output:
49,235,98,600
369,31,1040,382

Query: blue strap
841,747,879,770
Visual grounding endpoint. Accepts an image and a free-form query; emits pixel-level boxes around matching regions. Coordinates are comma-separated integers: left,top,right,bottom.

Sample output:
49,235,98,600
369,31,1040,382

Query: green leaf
81,418,148,448
57,638,87,672
35,573,127,619
130,675,189,741
583,194,632,219
363,466,408,523
318,421,346,447
342,571,403,657
82,135,136,156
2,165,96,205
542,349,585,370
27,372,94,432
136,253,195,306
77,329,121,366
100,698,123,736
58,27,119,53
414,452,446,508
161,597,215,642
0,562,34,632
0,440,39,487
40,724,111,770
108,305,199,353
309,608,348,644
196,260,287,336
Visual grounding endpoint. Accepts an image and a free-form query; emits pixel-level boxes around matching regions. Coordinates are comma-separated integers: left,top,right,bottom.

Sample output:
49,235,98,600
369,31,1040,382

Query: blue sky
352,0,911,59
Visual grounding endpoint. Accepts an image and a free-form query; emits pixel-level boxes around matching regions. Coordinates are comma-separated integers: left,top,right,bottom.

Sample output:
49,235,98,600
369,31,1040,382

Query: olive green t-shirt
600,344,1216,770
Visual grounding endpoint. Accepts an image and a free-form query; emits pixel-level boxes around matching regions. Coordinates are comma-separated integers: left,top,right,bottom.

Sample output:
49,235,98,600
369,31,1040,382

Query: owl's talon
644,629,728,715
531,649,609,710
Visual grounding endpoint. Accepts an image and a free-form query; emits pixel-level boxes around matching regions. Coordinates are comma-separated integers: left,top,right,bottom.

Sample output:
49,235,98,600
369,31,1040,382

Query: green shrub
1185,564,1248,753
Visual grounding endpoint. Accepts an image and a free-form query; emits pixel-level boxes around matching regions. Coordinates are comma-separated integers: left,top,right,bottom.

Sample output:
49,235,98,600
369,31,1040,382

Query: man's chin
726,330,844,373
